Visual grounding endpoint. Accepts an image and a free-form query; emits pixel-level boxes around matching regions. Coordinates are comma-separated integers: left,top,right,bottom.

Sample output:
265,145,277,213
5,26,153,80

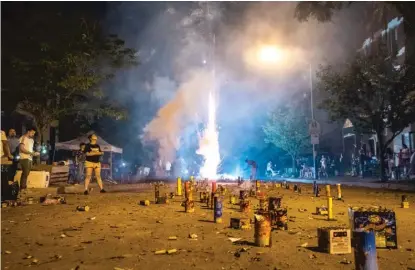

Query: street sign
309,120,321,136
311,134,319,145
343,119,353,128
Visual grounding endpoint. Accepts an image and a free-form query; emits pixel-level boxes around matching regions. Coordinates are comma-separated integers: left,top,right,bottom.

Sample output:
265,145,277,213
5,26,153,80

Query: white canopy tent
55,131,123,180
55,131,123,153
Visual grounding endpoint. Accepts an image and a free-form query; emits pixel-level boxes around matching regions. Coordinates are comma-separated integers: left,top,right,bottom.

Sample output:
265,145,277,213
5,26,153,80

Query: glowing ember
197,91,220,179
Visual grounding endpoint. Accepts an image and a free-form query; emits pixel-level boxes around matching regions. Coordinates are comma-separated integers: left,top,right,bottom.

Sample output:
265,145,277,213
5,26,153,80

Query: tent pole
110,151,113,180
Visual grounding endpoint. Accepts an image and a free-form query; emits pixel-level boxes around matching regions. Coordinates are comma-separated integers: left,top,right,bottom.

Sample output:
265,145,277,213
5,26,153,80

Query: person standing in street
7,129,20,182
401,144,411,179
83,134,106,195
18,128,39,195
245,159,258,180
1,130,18,200
7,129,20,157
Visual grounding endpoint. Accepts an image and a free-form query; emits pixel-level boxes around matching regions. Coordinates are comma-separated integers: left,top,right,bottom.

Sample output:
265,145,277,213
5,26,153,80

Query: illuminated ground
1,183,415,270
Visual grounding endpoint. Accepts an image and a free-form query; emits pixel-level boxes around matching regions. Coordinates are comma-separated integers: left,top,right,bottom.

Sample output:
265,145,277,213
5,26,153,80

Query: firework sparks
197,91,220,179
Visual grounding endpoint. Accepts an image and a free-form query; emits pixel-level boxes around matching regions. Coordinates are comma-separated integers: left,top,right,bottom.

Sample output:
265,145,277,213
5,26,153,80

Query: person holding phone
83,134,106,195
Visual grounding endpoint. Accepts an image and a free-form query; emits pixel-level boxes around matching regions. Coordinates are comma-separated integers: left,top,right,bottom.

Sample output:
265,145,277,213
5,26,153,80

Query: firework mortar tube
325,185,331,197
177,177,182,196
402,195,409,208
313,181,317,194
210,181,217,209
184,181,194,213
155,184,160,203
315,183,320,197
255,180,260,193
354,230,378,270
254,213,272,247
337,184,342,200
214,195,223,223
327,197,334,221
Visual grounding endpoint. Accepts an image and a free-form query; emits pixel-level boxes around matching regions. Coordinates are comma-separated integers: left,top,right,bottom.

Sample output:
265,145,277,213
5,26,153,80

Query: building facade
357,13,415,156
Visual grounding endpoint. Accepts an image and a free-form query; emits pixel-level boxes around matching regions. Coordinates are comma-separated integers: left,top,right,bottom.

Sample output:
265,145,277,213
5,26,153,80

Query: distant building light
397,46,405,57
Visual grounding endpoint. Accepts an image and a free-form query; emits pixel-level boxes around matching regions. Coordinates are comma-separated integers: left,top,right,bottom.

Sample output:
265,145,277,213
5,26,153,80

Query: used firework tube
177,177,182,196
325,185,331,197
337,184,342,200
254,213,272,247
402,195,409,208
327,197,333,220
240,200,250,213
214,195,223,223
313,181,317,194
155,184,160,202
184,182,191,199
212,181,217,193
259,198,268,211
315,184,320,197
354,231,378,270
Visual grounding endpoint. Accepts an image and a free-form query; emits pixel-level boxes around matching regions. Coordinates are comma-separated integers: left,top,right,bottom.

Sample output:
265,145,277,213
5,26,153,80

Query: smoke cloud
105,2,368,172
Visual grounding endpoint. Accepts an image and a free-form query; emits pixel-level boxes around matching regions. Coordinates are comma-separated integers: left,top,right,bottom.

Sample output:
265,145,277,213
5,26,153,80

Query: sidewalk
281,175,415,191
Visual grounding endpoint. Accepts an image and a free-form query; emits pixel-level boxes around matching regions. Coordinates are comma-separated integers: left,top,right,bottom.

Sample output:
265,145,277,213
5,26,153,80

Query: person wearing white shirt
18,128,39,191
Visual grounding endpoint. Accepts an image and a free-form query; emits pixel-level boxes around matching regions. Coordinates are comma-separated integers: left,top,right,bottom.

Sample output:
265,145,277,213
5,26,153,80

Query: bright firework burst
197,91,220,179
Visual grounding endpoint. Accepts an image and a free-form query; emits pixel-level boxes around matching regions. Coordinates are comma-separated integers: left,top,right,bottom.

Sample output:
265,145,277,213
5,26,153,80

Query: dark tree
317,44,415,180
1,2,137,142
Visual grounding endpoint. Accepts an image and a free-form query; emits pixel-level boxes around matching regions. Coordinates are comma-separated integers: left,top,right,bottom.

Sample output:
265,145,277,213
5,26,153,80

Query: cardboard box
230,218,251,230
14,170,50,188
318,227,351,254
348,207,397,249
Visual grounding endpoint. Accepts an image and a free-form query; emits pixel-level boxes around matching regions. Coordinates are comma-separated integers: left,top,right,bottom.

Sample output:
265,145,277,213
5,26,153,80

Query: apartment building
358,13,415,155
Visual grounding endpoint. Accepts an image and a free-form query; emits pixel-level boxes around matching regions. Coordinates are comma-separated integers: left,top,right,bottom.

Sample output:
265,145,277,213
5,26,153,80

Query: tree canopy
1,2,137,140
263,104,310,169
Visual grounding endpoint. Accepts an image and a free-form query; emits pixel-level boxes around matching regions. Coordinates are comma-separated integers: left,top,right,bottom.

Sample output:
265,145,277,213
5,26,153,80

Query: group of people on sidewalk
1,128,39,200
1,129,107,201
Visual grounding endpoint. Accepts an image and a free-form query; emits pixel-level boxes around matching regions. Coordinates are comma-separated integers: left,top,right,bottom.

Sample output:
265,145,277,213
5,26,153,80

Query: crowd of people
1,128,39,200
1,129,106,201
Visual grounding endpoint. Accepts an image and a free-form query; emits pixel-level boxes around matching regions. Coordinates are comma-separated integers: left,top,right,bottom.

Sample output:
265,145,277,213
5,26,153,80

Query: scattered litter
189,233,198,239
156,220,163,224
167,249,177,254
229,237,242,243
4,250,11,254
24,255,33,259
88,217,96,221
31,258,39,264
154,250,167,255
60,234,67,238
76,206,90,212
300,242,308,247
250,257,261,262
298,208,307,212
81,241,93,244
340,258,352,264
309,254,317,259
168,236,178,240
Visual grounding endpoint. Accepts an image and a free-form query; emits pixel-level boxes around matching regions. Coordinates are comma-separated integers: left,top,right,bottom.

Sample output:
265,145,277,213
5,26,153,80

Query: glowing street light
257,45,283,64
255,45,318,179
